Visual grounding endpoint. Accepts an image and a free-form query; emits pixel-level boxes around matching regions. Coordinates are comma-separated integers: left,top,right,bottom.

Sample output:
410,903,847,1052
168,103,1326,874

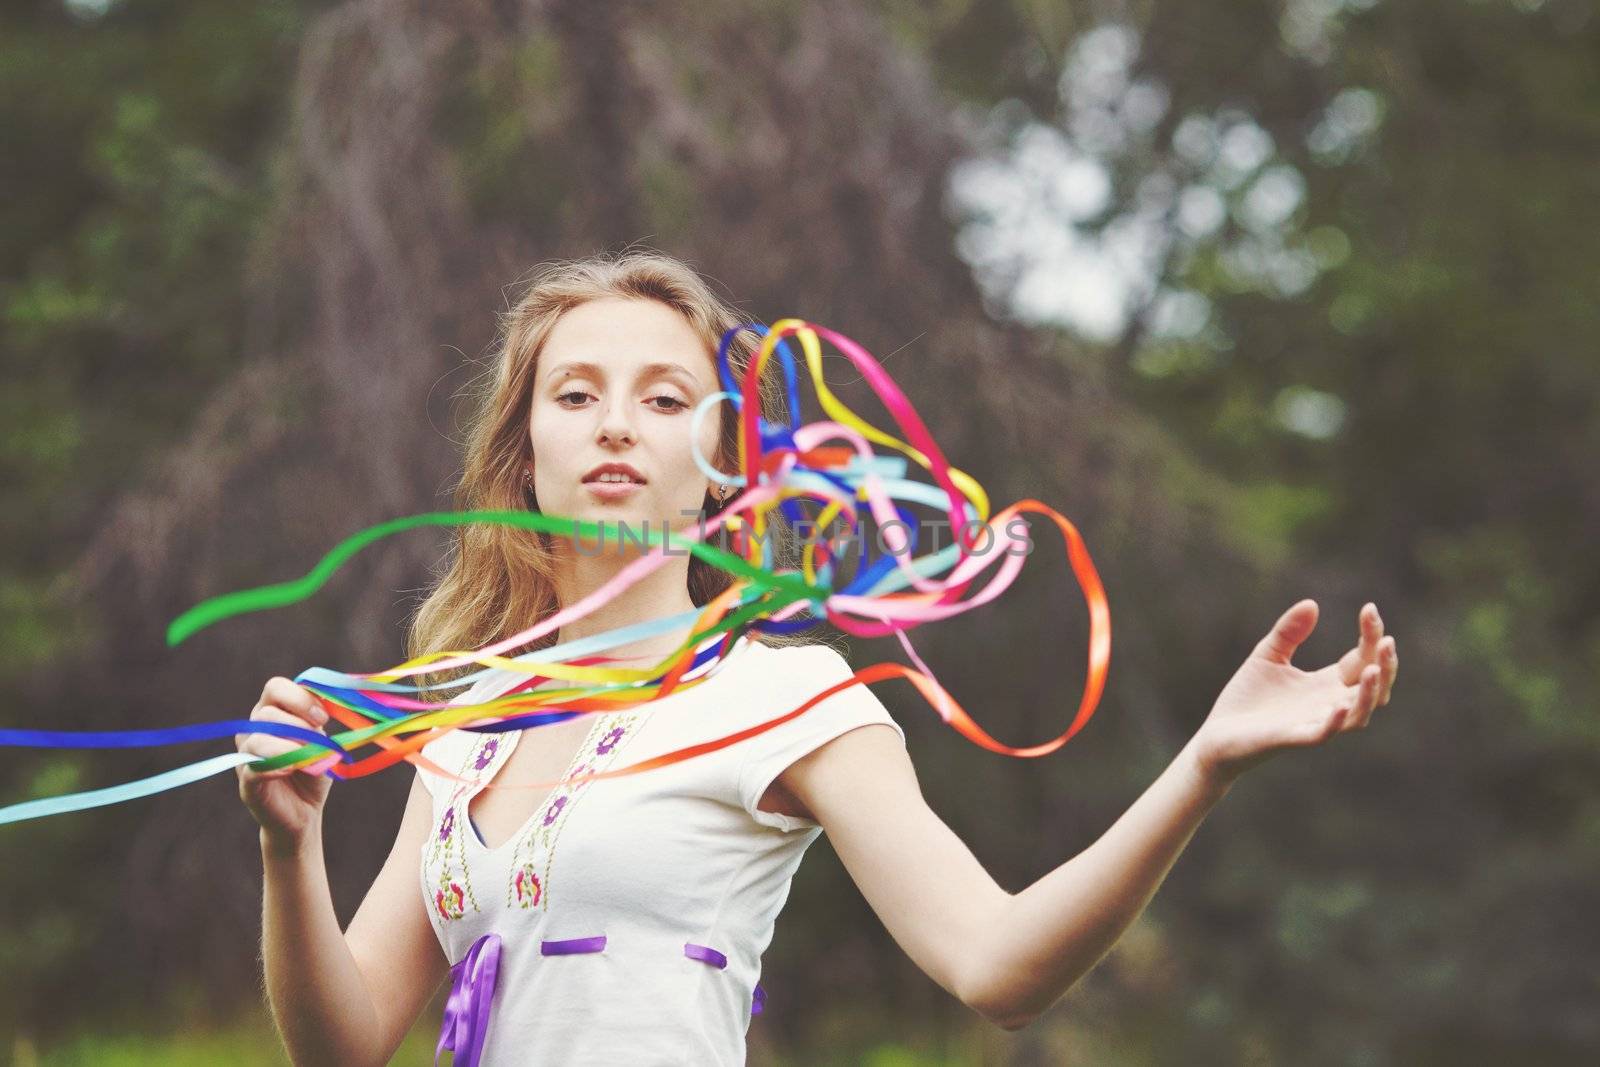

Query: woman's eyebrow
547,360,701,387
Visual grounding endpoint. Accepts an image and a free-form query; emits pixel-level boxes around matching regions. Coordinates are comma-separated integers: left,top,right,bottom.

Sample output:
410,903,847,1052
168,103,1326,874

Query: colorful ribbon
0,318,1111,823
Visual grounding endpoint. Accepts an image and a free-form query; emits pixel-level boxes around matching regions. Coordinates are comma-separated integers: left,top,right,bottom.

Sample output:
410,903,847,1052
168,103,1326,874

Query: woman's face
527,296,727,551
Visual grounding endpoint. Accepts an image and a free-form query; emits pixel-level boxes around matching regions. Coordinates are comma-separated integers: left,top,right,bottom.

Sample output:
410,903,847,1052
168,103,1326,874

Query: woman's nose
595,398,637,446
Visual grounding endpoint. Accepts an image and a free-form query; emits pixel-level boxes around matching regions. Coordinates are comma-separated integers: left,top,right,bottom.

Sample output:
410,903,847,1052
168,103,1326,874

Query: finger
1359,603,1382,663
1336,604,1384,684
1253,599,1319,666
1379,636,1397,705
239,734,304,760
235,734,308,779
254,703,326,729
1352,664,1382,728
253,693,328,735
236,733,332,780
1324,678,1362,730
235,705,327,755
1335,665,1380,731
1336,645,1367,686
259,677,327,725
253,704,326,729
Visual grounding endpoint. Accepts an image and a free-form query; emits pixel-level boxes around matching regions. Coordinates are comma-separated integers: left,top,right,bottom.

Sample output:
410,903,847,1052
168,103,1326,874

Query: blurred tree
940,0,1600,1060
0,0,322,1045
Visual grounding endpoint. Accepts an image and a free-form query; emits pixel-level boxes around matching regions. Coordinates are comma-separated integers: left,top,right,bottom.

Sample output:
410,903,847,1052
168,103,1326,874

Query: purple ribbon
683,942,728,969
685,942,767,1016
541,935,607,956
437,932,760,1062
436,933,501,1067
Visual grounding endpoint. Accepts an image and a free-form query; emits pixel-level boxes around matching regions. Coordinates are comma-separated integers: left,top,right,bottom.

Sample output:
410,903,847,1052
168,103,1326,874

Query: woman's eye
557,391,685,412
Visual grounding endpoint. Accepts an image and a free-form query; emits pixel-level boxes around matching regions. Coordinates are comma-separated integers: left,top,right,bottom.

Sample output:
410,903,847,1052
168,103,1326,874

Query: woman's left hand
1188,599,1398,790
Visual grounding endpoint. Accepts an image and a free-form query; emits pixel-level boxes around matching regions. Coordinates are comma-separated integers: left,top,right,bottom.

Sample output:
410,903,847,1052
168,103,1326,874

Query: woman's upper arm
779,724,1014,1011
344,771,449,1060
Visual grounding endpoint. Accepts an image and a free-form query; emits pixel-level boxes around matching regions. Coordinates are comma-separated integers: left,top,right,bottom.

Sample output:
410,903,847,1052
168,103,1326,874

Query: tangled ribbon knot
1,318,1110,823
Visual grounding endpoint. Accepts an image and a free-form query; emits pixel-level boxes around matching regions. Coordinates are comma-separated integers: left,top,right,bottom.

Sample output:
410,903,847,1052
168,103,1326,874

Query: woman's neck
549,546,701,662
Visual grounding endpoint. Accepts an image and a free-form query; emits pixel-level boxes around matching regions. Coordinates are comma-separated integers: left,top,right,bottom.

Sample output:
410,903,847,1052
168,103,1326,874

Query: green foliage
0,0,314,686
434,32,571,230
22,1007,443,1065
0,0,320,1043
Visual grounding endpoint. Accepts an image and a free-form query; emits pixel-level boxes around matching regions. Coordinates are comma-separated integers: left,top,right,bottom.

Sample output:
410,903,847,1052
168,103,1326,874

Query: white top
415,635,905,1066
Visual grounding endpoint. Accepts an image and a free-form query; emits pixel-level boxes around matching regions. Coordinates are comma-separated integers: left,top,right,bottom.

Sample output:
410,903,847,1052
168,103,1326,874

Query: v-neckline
462,712,608,853
457,632,758,853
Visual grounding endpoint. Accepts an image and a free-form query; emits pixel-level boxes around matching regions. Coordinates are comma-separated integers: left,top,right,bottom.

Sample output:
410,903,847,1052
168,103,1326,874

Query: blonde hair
406,250,813,691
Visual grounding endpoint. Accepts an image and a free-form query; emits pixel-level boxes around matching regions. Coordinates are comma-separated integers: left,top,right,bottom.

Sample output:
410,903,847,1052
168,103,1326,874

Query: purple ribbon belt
437,931,769,1062
436,934,607,1065
436,933,502,1067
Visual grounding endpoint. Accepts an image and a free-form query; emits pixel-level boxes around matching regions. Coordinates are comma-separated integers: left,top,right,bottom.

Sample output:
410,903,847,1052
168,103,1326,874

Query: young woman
235,251,1399,1066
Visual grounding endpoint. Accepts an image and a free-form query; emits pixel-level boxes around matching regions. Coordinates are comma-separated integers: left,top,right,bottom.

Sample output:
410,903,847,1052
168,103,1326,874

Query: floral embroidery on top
504,710,650,911
435,881,467,921
513,863,542,907
423,706,655,918
422,733,500,922
542,795,568,827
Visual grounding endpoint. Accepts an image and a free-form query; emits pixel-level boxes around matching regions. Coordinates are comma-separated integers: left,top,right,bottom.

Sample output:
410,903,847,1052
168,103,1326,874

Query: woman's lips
583,480,645,501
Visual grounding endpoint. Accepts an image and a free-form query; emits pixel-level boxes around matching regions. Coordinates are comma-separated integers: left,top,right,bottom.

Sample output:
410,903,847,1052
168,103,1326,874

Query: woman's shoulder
746,638,860,683
737,638,893,723
745,635,852,666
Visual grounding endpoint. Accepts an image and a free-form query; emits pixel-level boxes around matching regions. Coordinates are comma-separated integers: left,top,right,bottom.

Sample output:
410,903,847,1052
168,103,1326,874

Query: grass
20,1008,444,1066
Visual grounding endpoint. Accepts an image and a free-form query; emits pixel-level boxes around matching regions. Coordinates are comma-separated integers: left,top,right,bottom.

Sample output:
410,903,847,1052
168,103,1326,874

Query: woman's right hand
237,676,335,853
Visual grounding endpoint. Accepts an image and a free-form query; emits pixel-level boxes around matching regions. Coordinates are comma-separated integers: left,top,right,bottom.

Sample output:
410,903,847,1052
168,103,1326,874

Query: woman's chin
559,500,669,556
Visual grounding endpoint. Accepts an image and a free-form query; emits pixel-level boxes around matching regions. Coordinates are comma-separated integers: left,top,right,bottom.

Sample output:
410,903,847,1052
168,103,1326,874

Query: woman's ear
708,444,732,500
523,463,539,509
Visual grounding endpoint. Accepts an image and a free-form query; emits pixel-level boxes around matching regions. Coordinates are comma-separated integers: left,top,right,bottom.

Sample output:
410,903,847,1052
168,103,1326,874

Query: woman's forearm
261,828,387,1067
978,738,1231,1026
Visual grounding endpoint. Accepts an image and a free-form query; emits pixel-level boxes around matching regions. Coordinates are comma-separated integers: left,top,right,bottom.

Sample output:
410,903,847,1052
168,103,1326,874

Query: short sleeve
737,643,906,832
